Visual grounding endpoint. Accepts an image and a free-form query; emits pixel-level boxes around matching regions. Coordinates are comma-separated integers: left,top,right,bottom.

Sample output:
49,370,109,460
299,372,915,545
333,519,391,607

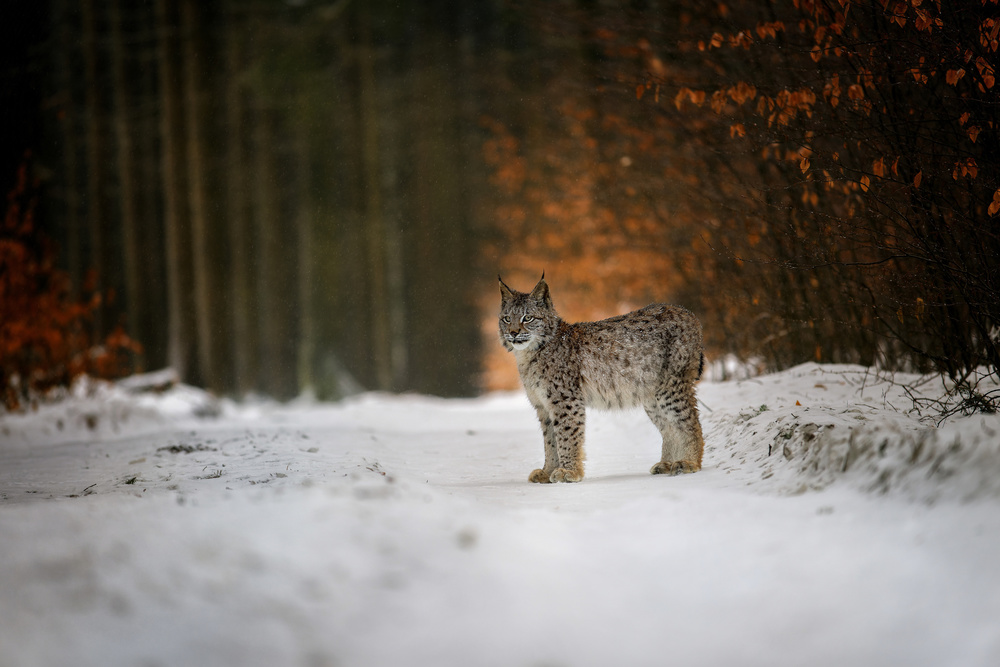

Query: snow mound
702,363,1000,501
839,416,1000,500
0,370,223,449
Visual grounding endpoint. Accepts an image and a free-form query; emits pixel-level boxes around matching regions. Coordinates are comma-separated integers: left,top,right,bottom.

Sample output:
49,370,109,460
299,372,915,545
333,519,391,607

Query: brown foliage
1,159,142,411
484,0,999,402
479,90,703,389
659,0,1000,387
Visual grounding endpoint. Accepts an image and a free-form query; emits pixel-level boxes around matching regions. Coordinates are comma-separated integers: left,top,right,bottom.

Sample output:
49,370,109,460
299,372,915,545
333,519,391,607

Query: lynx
499,275,705,483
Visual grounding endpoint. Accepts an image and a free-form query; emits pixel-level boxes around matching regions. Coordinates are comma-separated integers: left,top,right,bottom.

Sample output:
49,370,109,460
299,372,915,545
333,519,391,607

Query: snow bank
704,363,1000,501
0,370,223,449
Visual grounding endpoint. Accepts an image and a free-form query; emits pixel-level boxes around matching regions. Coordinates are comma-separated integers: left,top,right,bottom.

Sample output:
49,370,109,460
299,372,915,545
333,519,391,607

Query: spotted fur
499,275,705,483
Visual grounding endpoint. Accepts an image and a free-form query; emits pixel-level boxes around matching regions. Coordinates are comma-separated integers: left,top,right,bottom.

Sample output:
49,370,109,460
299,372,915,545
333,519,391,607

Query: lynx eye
501,316,511,324
522,315,535,323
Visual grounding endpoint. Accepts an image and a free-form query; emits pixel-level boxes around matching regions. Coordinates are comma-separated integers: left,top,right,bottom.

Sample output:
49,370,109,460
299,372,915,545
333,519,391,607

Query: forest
2,0,999,410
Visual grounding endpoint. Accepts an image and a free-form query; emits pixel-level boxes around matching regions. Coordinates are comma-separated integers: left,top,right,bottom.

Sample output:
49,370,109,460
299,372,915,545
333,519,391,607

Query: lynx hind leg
645,378,704,476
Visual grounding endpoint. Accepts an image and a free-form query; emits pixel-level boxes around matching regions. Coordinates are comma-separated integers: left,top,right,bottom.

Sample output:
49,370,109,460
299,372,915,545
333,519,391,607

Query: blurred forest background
2,0,999,408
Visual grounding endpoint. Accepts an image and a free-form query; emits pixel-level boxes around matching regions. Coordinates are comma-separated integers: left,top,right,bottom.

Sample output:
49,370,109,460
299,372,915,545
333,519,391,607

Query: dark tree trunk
223,1,256,396
156,0,197,383
109,0,142,359
181,0,218,389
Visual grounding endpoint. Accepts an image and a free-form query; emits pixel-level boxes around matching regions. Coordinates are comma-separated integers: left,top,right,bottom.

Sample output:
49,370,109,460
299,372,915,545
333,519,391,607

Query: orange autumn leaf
989,189,1000,216
952,158,978,179
755,21,784,39
673,87,705,110
728,81,757,104
975,56,993,77
673,89,687,110
711,89,728,113
914,8,934,31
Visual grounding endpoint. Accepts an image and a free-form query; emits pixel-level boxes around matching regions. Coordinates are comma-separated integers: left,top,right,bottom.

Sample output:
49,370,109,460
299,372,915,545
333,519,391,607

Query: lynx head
498,274,557,352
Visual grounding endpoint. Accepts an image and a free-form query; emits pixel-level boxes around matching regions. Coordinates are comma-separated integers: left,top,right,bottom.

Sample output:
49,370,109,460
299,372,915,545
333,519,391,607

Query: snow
2,364,999,667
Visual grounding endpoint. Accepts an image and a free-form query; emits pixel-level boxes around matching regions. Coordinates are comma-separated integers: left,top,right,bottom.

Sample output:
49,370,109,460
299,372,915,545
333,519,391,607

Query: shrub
1,158,141,411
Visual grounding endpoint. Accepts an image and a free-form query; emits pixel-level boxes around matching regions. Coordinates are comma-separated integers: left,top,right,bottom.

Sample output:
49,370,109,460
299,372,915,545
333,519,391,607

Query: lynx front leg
645,379,704,476
547,397,586,483
528,406,559,483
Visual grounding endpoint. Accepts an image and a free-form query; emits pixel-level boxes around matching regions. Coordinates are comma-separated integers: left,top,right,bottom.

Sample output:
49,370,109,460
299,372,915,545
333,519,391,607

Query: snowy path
1,365,999,666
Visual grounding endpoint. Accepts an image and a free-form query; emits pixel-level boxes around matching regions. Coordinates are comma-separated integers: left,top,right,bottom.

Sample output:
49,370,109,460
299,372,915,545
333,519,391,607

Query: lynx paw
528,469,553,484
549,467,583,483
650,460,701,476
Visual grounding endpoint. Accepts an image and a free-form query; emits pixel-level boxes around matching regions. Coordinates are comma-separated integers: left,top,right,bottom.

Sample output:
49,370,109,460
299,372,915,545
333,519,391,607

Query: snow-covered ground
2,363,999,667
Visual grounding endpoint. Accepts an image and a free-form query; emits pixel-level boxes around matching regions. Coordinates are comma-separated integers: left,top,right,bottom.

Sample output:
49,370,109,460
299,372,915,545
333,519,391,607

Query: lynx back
499,275,705,483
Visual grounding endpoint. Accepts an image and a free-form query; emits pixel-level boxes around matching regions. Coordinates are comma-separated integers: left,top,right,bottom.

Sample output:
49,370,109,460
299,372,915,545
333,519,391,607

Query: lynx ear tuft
499,275,515,302
529,274,553,309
